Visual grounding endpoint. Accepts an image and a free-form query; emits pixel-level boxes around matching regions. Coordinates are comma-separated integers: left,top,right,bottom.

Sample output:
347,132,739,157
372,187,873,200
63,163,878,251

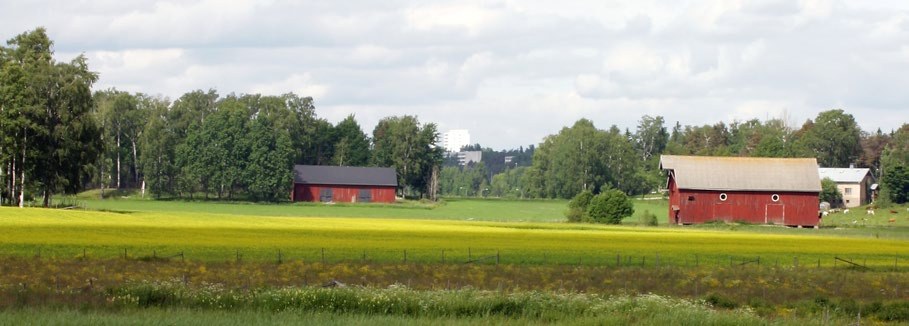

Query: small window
771,194,780,202
688,196,695,201
844,187,852,195
719,193,727,201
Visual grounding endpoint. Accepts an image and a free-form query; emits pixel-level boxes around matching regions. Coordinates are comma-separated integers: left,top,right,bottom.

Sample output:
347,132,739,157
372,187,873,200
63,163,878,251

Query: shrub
703,293,738,309
587,190,634,224
820,178,842,207
565,190,594,223
641,210,658,226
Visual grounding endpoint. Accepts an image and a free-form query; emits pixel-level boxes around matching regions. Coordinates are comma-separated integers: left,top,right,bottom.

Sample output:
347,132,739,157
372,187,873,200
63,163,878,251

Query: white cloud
4,0,909,149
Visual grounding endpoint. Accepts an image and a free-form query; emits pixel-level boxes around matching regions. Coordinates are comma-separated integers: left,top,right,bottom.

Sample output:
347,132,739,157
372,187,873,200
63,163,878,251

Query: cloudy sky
3,0,909,149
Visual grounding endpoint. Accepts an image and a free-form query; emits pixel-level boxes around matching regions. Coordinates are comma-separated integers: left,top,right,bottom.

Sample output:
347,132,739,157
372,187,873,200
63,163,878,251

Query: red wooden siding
668,175,820,227
292,184,396,203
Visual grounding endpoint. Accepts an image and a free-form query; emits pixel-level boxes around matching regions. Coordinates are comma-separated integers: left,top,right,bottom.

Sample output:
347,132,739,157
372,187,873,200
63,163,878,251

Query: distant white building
818,167,873,208
443,129,470,152
458,151,482,166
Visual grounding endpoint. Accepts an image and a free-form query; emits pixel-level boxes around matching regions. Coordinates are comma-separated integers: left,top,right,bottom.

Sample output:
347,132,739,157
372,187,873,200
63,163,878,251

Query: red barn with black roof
291,165,397,203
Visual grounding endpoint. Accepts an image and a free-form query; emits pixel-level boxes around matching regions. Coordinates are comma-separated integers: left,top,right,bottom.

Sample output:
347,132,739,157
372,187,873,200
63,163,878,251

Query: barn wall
292,184,396,203
668,176,819,226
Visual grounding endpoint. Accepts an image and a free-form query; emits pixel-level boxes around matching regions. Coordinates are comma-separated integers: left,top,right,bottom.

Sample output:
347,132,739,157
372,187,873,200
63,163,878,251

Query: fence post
181,251,184,263
82,248,86,260
321,248,325,264
441,250,445,263
695,254,699,267
795,257,799,269
363,250,367,262
496,250,500,265
278,249,282,264
468,247,472,262
616,254,620,267
403,250,407,263
236,249,240,263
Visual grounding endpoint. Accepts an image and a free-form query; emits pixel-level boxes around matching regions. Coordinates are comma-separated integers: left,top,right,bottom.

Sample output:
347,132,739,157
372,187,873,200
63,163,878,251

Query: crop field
1,206,907,268
3,199,909,324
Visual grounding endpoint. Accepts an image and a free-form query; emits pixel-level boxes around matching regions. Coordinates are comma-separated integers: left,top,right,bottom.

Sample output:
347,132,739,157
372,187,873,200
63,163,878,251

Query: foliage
883,165,909,204
819,178,842,206
587,190,634,224
565,190,593,222
641,210,658,226
331,115,371,166
796,109,863,168
0,27,102,207
371,116,444,199
527,119,641,198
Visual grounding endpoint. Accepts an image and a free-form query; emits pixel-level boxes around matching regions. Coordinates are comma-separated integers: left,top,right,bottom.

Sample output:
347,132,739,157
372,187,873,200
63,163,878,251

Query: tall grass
4,281,903,325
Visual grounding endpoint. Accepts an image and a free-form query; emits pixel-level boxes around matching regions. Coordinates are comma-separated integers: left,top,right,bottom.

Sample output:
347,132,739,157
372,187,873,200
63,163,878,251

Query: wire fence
16,246,909,272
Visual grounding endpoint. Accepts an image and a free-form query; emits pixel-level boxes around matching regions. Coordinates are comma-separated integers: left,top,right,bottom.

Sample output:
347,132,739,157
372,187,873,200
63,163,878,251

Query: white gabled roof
818,168,871,184
660,155,822,192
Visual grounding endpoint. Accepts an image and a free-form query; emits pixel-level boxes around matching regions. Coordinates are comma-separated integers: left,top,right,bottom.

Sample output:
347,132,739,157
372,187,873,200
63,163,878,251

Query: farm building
817,167,873,208
291,165,397,203
660,155,822,227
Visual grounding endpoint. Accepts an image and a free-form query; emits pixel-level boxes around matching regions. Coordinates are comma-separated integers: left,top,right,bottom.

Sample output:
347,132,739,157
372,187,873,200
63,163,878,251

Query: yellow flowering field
0,207,906,268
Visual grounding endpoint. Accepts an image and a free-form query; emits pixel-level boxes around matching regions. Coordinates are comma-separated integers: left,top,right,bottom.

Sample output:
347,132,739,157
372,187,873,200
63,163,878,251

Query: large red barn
291,165,397,203
660,155,822,228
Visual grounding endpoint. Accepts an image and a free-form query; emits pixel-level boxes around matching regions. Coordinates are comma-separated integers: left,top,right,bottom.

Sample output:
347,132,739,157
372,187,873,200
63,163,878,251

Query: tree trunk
42,188,50,208
19,130,26,208
132,139,139,186
116,127,121,189
10,159,15,207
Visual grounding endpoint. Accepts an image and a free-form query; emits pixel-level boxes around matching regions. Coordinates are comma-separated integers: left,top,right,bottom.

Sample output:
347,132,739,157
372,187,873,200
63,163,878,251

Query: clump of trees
565,189,634,224
0,28,101,207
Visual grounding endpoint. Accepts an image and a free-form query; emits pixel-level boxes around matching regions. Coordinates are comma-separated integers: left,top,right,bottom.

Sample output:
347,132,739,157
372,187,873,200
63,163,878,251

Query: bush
565,190,594,222
587,190,634,224
641,210,658,226
820,178,842,207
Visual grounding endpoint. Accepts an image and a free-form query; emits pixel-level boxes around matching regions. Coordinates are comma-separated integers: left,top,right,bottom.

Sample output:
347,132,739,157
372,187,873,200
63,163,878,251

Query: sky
2,0,909,150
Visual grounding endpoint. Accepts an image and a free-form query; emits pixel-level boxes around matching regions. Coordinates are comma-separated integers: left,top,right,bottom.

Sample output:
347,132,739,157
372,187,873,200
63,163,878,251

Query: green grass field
1,204,907,267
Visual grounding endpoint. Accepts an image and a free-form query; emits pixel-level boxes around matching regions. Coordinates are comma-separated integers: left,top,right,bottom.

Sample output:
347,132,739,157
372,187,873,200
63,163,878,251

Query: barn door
357,189,371,203
713,203,733,222
320,188,333,202
765,204,784,224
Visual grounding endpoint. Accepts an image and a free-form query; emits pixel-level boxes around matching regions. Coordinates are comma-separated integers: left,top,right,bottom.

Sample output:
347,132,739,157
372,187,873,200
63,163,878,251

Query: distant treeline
443,112,909,202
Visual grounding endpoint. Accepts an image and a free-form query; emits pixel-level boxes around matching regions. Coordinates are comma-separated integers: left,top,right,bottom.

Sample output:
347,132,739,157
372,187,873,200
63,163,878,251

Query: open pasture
76,197,571,222
1,207,906,268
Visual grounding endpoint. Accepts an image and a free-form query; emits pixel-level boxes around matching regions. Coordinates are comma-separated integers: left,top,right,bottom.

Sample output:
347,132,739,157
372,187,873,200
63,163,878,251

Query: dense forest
2,28,908,206
0,28,442,206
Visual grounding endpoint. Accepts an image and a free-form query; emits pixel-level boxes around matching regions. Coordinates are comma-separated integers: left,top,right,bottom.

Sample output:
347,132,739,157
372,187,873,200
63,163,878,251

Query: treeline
444,110,909,202
0,28,443,206
94,90,442,202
